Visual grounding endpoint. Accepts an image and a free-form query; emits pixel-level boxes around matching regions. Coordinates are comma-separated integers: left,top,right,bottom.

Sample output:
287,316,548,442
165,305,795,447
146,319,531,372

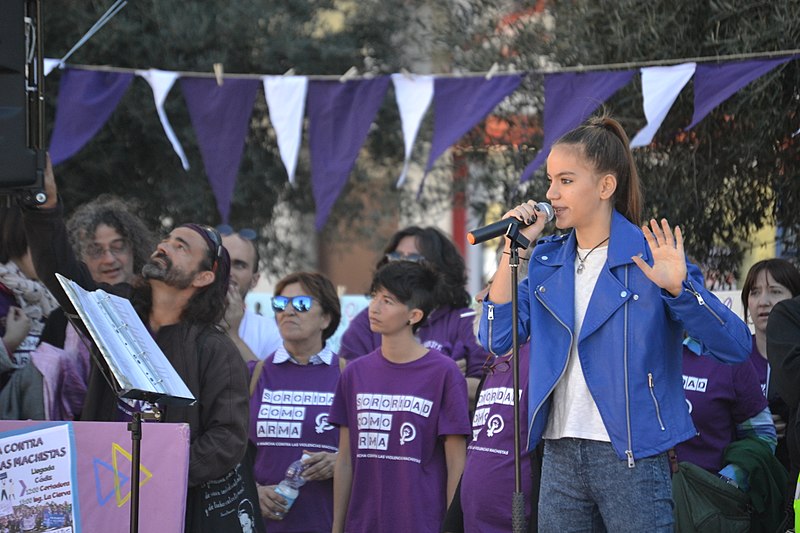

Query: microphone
467,202,554,245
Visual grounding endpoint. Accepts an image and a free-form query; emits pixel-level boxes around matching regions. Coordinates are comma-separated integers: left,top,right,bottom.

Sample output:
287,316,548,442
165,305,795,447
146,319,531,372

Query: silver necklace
576,236,610,274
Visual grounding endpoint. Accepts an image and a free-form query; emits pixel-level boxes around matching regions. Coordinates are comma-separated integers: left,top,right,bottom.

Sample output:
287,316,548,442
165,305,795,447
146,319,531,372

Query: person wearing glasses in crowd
330,260,470,533
0,195,156,420
247,272,341,532
21,158,250,533
217,225,281,362
338,226,488,400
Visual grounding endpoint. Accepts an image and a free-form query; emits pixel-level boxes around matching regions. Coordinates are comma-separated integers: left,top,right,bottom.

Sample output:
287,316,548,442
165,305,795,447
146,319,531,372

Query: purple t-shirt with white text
248,354,340,533
675,345,766,471
461,343,531,533
329,348,471,533
338,306,488,377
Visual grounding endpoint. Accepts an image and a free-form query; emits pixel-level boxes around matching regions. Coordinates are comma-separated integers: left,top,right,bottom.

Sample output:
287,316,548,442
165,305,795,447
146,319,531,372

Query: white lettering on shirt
682,375,708,392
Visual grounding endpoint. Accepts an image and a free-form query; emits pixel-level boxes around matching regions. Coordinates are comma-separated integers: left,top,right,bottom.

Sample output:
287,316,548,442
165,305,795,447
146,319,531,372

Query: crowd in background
1,115,800,532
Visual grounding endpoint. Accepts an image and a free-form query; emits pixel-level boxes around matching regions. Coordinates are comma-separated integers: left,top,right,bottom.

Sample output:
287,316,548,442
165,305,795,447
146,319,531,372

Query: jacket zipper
487,304,499,356
647,372,666,431
623,266,635,468
531,291,573,446
682,280,724,325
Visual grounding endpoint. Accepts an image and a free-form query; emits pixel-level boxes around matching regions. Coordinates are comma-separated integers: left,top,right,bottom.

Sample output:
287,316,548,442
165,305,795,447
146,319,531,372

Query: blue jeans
538,438,674,532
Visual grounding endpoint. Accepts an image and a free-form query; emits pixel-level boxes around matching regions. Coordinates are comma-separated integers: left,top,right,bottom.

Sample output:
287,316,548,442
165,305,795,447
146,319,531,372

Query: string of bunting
44,49,800,229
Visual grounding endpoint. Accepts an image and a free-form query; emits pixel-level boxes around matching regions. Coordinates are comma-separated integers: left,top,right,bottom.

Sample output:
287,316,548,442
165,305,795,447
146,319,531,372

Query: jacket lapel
580,211,650,341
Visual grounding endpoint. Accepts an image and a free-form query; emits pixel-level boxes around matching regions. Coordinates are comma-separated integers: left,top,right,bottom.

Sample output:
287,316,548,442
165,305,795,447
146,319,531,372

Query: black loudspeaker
0,0,45,199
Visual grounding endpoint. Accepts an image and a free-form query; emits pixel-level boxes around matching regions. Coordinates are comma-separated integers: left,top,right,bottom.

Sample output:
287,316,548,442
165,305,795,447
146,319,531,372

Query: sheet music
57,274,195,405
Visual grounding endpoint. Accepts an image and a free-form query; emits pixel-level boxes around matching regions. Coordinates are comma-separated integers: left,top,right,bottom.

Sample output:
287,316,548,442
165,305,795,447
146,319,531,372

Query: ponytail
554,114,643,226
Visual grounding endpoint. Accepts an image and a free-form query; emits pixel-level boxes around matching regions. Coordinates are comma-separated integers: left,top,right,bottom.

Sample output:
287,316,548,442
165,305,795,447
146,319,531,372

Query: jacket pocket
647,372,666,431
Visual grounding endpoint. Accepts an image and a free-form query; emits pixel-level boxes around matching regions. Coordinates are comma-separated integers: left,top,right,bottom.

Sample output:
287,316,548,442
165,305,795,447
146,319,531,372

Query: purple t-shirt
338,306,488,377
329,348,471,533
248,354,341,533
461,343,531,533
675,345,766,471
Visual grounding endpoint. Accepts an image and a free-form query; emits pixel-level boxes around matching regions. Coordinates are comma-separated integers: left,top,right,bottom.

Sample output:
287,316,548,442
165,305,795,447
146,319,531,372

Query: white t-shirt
239,308,282,359
543,244,611,442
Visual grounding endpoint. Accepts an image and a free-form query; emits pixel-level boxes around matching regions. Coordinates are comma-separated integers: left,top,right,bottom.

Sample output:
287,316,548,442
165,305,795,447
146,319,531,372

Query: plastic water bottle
274,455,308,514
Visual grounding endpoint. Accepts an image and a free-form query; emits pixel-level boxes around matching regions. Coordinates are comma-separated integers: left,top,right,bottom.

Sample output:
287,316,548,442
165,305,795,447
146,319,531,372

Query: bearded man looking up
21,158,249,532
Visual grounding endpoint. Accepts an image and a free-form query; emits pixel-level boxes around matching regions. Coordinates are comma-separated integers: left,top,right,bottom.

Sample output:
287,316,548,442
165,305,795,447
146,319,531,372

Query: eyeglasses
85,239,130,259
272,295,314,313
199,225,223,272
482,354,511,375
217,224,257,241
385,251,425,263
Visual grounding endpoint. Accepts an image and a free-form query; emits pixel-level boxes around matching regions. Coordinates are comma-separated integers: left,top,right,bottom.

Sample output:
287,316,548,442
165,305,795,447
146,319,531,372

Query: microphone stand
504,222,530,533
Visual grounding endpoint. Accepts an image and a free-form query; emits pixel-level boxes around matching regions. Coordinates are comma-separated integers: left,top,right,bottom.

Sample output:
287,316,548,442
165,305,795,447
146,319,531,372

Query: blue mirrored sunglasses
216,224,257,241
271,295,314,313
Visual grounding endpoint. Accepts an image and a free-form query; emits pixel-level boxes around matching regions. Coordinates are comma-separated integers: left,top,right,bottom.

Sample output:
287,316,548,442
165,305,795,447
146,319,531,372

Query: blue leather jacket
479,211,752,465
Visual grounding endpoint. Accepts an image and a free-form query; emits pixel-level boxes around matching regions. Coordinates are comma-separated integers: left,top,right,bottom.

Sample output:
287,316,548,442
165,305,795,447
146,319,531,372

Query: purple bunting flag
49,68,134,165
426,74,524,174
307,77,390,230
519,70,635,182
688,55,798,130
180,77,260,222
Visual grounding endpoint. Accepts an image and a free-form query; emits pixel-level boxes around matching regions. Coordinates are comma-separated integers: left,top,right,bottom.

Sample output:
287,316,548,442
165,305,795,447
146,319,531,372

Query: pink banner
0,421,189,533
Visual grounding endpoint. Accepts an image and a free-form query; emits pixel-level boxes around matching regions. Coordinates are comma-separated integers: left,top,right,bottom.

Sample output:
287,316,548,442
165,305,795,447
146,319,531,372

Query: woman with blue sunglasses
247,271,342,532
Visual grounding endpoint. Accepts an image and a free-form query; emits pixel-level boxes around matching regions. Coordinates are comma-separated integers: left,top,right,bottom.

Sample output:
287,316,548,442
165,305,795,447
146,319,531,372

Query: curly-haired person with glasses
21,157,250,533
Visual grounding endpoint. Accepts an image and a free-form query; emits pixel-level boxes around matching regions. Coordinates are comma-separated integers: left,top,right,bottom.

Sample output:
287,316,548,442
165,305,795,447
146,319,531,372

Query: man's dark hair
0,206,27,263
378,226,470,309
274,271,341,342
66,194,156,273
370,261,438,333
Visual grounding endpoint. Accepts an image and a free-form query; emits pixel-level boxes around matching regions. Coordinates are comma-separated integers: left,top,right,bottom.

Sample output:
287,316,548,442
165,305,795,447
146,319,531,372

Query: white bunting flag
391,73,434,187
136,69,190,170
263,76,308,184
631,63,696,148
44,58,60,76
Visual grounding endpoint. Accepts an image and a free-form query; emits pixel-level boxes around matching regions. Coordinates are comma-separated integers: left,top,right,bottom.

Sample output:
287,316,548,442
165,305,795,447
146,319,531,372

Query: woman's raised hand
631,218,687,297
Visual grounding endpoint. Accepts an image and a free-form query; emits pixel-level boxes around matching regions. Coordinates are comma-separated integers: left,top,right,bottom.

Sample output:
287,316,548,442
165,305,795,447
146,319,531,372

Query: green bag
672,461,752,533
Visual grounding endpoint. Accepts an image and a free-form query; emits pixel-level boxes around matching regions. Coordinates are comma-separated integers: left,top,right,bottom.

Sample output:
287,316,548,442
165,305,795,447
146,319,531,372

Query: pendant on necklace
577,262,585,274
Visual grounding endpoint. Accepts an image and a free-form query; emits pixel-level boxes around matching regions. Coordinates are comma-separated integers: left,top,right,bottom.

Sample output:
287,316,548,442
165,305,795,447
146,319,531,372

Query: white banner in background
631,63,696,148
263,76,308,184
391,74,434,187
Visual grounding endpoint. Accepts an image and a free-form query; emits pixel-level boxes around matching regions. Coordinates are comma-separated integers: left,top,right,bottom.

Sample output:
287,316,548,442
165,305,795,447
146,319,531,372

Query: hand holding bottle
271,456,309,518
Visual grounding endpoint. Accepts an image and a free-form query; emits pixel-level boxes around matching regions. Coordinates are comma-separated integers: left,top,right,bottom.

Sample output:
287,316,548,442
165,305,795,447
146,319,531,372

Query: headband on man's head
178,223,231,287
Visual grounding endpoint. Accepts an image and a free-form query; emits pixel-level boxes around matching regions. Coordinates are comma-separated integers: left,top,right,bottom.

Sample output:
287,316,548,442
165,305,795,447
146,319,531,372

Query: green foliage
42,0,410,277
438,0,800,275
41,0,800,278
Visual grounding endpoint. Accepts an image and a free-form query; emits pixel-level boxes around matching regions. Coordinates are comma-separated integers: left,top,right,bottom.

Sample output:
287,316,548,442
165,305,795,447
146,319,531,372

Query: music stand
57,274,195,533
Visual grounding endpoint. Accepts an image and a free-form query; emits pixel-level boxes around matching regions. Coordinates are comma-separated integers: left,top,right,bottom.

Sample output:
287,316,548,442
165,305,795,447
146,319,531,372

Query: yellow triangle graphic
111,442,154,507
